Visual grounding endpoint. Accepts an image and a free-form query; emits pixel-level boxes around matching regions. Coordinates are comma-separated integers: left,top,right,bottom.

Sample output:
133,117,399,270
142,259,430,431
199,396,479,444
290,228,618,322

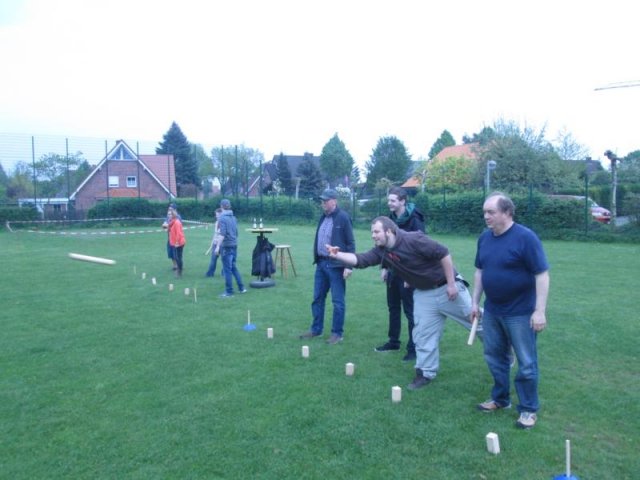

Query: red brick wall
75,160,172,212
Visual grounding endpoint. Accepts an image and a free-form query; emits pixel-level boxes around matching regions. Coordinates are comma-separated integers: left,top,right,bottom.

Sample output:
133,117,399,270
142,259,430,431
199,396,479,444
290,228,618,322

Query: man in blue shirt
471,192,550,429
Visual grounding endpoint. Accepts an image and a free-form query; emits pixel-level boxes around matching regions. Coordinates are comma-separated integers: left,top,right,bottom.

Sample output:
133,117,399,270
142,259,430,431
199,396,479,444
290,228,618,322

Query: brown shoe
326,334,343,345
407,369,432,390
477,399,512,412
299,331,321,340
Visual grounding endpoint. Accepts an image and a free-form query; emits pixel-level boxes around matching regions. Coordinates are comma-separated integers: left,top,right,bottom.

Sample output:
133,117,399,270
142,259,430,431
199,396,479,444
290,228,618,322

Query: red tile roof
140,154,177,196
433,143,480,161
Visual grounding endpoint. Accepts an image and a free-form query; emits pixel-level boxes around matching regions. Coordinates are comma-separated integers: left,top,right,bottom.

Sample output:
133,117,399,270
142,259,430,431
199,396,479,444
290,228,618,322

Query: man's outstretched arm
326,244,358,267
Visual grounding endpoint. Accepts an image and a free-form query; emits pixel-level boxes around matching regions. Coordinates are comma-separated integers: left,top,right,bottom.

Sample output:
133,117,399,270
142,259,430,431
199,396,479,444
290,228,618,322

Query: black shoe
374,342,400,352
402,351,416,362
408,370,432,390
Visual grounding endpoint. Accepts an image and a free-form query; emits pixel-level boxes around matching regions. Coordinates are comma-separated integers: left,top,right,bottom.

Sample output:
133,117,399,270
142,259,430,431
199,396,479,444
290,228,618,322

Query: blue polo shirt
475,223,549,316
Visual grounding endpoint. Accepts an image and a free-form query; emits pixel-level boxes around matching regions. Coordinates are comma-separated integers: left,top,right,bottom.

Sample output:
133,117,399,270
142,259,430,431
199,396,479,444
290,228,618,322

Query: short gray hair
487,191,515,217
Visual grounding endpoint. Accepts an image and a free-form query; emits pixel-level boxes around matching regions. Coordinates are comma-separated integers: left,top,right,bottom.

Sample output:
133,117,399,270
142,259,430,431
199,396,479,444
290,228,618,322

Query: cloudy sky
0,0,638,173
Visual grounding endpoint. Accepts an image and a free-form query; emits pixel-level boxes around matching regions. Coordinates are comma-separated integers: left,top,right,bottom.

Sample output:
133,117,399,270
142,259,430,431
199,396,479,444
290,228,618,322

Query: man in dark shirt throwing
326,216,474,389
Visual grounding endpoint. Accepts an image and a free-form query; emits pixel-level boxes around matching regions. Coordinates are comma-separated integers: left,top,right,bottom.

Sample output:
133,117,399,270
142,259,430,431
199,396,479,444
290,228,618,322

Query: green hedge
79,194,640,243
86,196,320,224
0,206,39,224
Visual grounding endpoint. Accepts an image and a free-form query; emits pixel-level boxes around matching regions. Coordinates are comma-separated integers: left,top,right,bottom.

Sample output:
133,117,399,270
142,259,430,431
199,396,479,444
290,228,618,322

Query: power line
594,80,640,91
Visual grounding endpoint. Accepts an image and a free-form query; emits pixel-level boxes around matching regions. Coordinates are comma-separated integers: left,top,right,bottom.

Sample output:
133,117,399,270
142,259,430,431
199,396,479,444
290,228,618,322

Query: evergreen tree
156,122,199,192
365,136,412,191
276,153,293,194
319,133,354,186
297,157,323,199
428,130,456,159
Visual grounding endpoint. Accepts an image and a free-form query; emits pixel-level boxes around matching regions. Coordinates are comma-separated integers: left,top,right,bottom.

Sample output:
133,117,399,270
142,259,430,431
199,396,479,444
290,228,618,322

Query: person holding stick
471,192,550,429
326,216,474,389
205,208,224,278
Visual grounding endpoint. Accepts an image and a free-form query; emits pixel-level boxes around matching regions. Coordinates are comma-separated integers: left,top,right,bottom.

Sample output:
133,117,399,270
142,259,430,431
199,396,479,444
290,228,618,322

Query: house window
109,176,119,187
127,176,137,188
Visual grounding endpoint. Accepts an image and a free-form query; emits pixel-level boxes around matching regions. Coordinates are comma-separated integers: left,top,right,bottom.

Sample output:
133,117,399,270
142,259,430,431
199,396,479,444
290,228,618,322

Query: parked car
549,195,611,224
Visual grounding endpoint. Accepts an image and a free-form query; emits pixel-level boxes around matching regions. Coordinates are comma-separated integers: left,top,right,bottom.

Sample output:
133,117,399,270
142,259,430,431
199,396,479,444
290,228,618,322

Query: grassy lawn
2,222,638,479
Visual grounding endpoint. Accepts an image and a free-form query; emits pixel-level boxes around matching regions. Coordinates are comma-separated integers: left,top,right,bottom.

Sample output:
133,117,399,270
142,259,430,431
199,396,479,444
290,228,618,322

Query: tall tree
297,157,323,199
6,161,33,199
619,150,640,183
210,145,263,195
275,153,293,194
156,122,199,192
428,130,456,159
426,155,477,193
319,133,354,186
365,136,412,191
476,120,578,193
70,160,92,193
192,144,212,179
33,152,83,198
0,163,8,186
553,128,589,161
0,163,7,201
463,126,496,145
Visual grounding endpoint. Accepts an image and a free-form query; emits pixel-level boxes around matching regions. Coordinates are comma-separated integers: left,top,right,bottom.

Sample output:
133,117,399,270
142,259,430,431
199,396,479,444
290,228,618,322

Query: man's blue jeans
310,260,346,336
205,253,220,277
221,246,245,294
482,310,539,413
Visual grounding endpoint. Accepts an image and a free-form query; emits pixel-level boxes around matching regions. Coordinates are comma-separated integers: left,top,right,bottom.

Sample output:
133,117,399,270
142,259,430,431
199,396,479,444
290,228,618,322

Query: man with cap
218,198,247,298
300,188,356,344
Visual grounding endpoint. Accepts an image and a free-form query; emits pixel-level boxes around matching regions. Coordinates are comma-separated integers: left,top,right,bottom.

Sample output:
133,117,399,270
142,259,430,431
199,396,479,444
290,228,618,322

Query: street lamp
485,160,497,193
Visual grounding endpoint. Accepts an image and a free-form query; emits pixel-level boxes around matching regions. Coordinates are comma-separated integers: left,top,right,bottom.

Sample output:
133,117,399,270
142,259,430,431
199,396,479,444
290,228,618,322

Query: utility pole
604,150,620,223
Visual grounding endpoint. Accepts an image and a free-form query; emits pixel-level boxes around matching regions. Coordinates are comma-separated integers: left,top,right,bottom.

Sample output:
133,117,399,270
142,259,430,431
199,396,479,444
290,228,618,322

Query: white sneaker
516,411,537,429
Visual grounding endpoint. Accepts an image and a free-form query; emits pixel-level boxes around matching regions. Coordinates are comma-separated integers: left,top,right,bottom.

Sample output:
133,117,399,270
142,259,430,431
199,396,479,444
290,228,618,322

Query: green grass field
2,222,638,479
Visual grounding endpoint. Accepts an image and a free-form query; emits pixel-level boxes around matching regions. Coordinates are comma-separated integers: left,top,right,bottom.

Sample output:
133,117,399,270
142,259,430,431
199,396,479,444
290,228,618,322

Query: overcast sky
1,0,638,174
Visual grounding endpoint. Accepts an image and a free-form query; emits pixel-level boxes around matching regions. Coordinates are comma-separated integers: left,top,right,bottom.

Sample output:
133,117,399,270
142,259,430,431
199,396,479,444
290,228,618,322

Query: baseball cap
319,189,338,201
220,198,231,208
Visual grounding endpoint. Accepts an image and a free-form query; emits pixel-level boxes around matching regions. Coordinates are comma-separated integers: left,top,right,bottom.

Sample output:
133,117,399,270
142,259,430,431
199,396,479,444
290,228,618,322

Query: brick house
70,140,177,213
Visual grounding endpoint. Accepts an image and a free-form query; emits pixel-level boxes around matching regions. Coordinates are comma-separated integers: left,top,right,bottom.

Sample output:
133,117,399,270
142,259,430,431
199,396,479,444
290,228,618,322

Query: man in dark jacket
375,187,425,361
300,189,356,344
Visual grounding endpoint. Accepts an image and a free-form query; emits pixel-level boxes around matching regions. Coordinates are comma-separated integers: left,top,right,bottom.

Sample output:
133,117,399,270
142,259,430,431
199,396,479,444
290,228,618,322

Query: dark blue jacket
313,207,355,267
390,203,425,233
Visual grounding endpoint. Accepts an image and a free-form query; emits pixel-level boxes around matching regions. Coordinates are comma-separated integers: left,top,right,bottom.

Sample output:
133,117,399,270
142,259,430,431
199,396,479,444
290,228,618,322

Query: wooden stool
274,245,297,278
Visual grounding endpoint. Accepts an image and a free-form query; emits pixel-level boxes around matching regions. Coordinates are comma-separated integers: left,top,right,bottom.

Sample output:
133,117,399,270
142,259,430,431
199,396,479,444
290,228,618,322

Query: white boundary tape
6,217,210,236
